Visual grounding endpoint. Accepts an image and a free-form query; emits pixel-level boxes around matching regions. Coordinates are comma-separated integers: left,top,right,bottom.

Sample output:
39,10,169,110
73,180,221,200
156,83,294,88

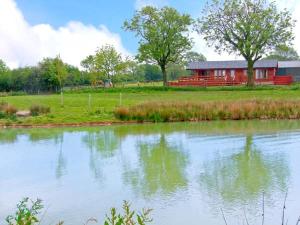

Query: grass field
1,86,300,126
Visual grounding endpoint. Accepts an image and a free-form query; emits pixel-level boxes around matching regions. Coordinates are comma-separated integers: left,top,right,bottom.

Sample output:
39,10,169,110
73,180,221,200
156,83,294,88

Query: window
214,70,226,78
256,69,268,79
230,70,235,79
200,70,209,76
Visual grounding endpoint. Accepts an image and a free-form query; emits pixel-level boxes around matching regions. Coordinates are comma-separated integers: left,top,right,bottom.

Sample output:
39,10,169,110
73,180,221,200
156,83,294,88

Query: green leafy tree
0,60,11,92
143,64,162,82
196,0,295,86
38,58,60,92
184,51,206,65
54,55,67,92
167,63,189,80
265,45,300,60
81,45,127,86
124,6,193,86
81,56,100,87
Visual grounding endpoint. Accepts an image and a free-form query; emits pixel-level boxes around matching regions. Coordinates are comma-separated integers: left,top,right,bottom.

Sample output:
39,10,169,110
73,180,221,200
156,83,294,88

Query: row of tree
0,50,206,93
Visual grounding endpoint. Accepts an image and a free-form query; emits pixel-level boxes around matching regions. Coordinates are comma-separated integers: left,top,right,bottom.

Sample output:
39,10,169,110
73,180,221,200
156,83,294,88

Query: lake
1,121,300,225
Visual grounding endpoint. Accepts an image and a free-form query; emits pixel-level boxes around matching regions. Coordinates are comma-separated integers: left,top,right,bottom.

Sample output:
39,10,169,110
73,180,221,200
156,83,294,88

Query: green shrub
30,105,51,116
0,111,5,119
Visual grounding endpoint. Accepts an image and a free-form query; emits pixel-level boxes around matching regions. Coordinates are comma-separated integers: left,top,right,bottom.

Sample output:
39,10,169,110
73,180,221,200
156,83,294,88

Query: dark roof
187,60,278,70
278,61,300,68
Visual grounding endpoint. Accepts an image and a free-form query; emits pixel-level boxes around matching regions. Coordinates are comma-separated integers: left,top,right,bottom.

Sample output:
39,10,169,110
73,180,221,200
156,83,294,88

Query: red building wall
194,68,276,83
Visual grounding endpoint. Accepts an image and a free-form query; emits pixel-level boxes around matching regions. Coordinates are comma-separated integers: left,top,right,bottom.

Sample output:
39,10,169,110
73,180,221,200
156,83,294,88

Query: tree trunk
247,60,255,87
161,65,168,87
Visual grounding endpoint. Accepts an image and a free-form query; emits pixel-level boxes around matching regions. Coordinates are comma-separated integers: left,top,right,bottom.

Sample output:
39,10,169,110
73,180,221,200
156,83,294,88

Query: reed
115,100,300,122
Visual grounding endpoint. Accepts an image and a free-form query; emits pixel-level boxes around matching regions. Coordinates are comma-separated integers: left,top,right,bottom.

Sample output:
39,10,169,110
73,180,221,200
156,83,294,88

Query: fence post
119,93,122,106
88,94,92,112
61,91,64,107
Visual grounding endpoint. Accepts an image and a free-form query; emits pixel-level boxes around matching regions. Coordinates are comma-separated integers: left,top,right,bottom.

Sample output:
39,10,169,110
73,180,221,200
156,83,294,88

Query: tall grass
115,100,300,122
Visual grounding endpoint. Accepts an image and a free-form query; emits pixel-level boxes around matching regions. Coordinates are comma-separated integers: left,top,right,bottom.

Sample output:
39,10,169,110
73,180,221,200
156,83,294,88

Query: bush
30,105,51,116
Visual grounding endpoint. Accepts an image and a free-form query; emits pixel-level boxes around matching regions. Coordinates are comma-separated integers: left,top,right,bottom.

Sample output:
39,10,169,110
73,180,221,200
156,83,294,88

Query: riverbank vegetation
1,87,300,126
115,100,300,122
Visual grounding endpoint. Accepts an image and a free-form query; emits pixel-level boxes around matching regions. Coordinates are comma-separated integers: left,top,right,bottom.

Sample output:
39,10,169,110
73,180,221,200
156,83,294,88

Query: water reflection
199,135,289,207
124,135,188,196
81,129,121,182
55,135,67,180
82,130,120,158
0,121,299,225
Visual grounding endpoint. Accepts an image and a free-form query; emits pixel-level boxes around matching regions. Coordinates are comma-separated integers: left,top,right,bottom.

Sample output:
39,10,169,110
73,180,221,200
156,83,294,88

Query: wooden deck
168,75,293,87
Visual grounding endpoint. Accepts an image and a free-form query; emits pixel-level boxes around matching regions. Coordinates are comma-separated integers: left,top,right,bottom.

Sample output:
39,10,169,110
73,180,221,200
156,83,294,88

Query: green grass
2,86,300,125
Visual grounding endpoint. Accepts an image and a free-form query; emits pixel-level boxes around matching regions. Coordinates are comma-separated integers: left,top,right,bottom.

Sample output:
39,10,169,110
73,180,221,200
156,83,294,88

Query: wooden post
119,93,122,106
88,94,92,112
61,91,64,107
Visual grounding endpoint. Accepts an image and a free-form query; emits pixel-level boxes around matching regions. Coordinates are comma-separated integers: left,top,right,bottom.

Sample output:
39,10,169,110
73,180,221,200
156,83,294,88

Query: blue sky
15,0,205,53
0,0,299,68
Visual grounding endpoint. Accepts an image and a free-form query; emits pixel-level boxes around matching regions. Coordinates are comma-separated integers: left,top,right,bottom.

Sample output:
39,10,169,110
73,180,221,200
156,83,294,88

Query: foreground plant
104,201,152,225
6,198,43,225
6,199,152,225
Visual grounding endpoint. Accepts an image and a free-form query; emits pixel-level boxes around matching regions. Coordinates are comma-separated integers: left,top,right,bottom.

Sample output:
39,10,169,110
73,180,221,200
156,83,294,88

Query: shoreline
1,118,300,129
0,121,139,129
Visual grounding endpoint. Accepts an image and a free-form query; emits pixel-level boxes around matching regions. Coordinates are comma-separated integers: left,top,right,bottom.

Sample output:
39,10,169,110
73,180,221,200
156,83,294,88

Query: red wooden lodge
168,60,300,87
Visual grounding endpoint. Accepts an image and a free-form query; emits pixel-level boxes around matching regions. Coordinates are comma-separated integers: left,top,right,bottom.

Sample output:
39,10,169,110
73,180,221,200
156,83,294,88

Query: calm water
1,121,300,225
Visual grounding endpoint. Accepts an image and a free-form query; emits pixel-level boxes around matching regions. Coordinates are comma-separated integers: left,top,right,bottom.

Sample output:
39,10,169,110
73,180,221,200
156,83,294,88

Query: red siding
168,68,293,86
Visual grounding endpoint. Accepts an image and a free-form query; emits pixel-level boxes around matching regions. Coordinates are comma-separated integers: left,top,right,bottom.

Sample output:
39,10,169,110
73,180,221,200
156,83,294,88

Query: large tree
123,6,193,86
196,0,295,86
265,45,299,61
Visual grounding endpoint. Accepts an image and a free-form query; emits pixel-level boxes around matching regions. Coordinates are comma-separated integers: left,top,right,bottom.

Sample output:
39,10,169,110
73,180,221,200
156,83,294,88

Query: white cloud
192,32,239,61
0,0,130,68
135,0,168,9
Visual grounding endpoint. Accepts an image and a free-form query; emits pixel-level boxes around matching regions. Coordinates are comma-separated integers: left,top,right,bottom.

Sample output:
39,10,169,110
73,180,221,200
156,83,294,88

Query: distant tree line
0,49,205,93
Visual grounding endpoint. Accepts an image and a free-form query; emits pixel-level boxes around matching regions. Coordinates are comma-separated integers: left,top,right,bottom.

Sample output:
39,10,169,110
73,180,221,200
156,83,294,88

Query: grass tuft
30,105,51,116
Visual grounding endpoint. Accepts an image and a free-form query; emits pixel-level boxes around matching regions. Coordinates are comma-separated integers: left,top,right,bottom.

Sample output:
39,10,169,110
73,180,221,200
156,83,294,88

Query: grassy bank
1,86,300,126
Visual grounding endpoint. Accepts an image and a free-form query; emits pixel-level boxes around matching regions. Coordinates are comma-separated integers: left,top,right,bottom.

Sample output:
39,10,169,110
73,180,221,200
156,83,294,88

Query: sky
0,0,299,68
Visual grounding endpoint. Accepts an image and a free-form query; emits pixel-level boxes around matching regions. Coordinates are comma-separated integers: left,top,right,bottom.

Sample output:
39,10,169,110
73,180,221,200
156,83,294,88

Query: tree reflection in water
82,129,120,181
55,134,67,180
199,135,289,208
124,134,188,196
